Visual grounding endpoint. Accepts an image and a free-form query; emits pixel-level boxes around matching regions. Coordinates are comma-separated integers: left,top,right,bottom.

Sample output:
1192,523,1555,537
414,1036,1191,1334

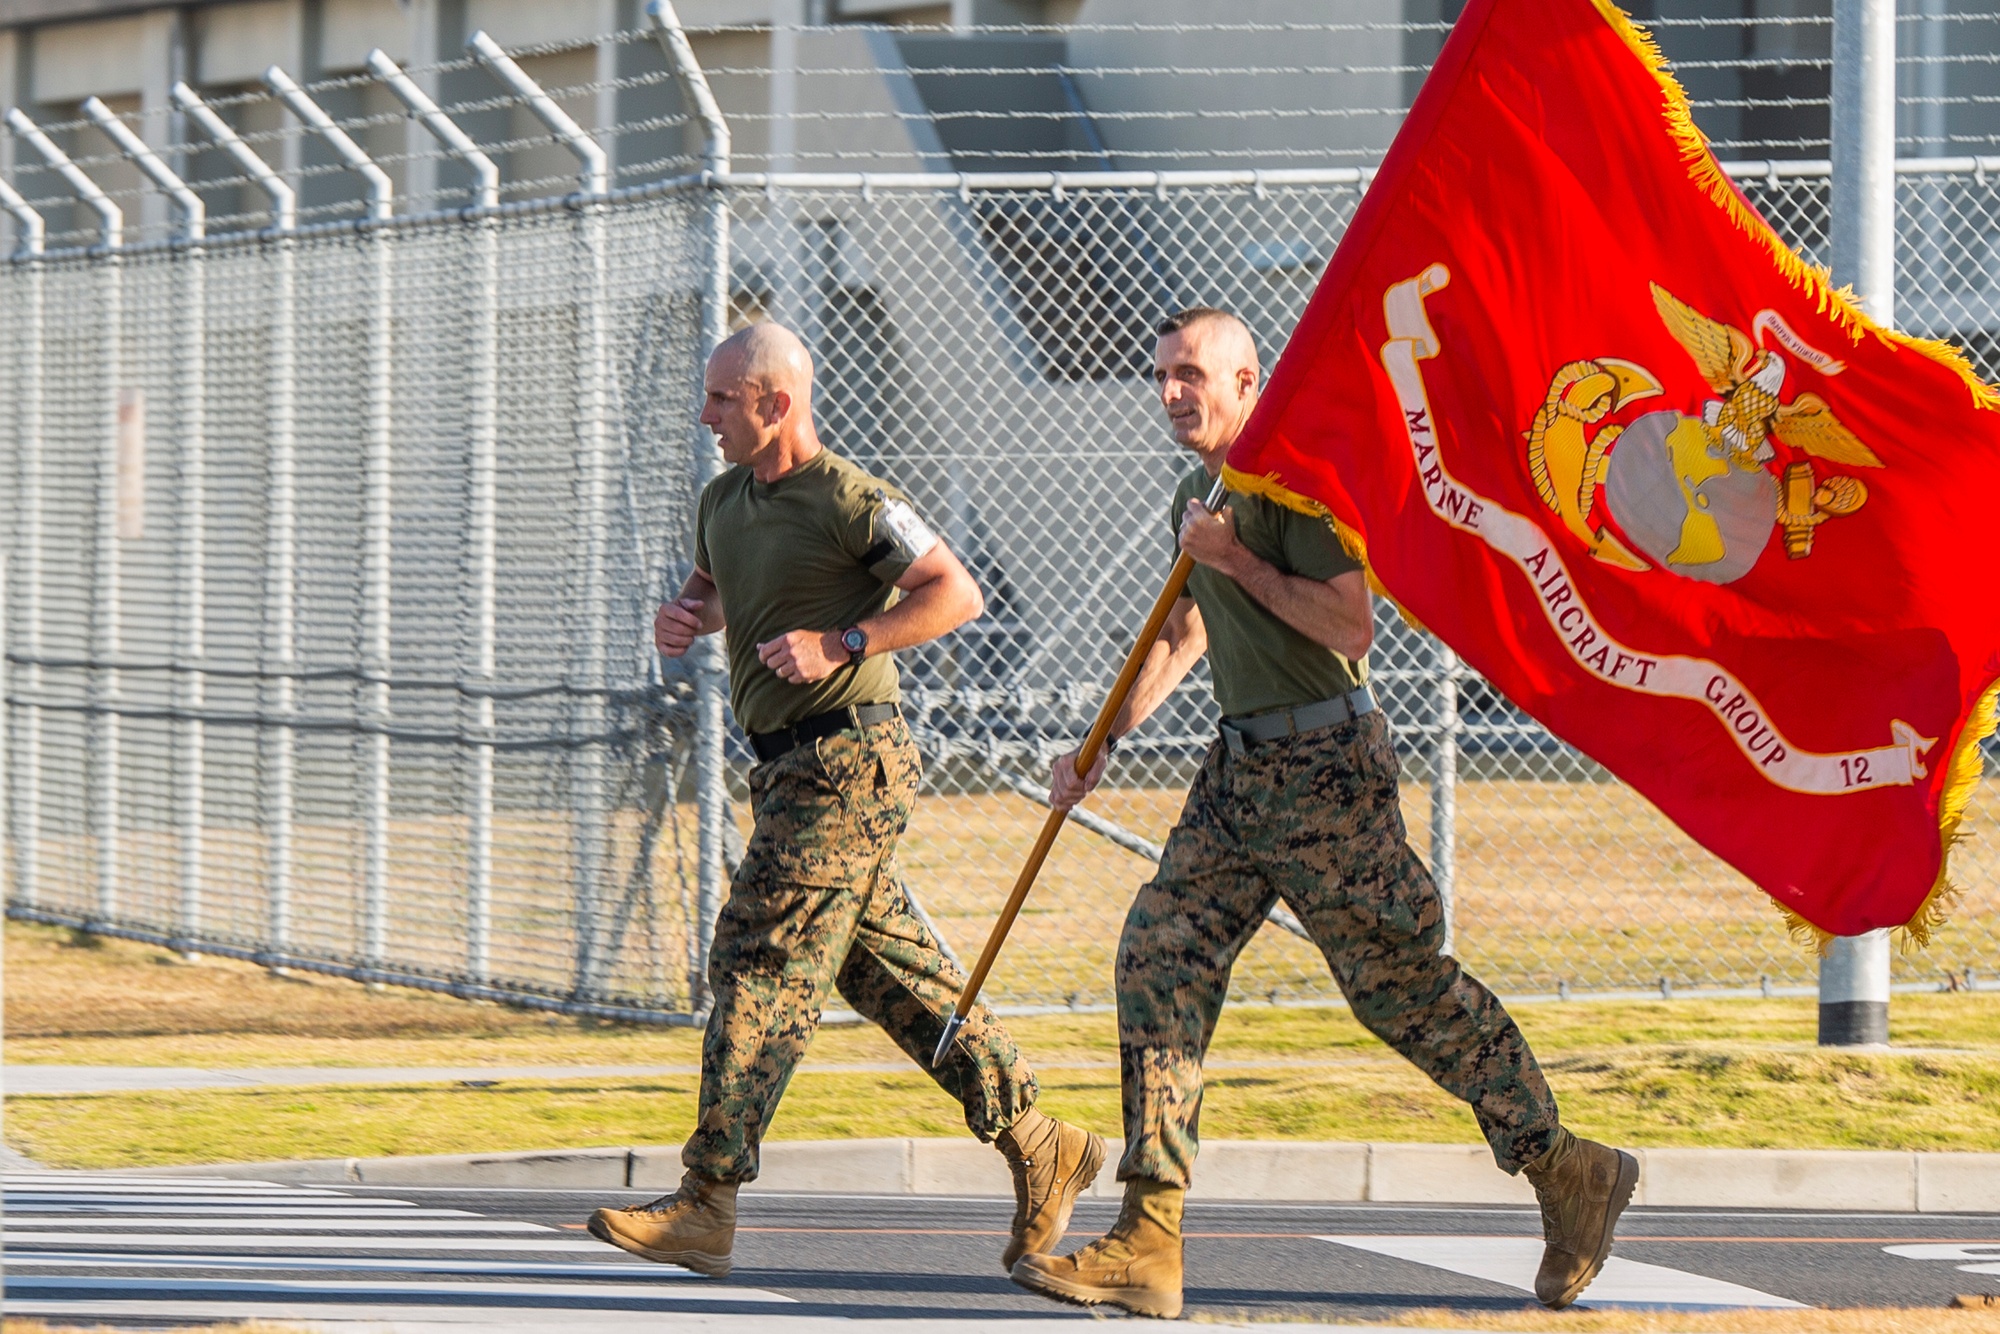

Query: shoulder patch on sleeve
874,494,939,566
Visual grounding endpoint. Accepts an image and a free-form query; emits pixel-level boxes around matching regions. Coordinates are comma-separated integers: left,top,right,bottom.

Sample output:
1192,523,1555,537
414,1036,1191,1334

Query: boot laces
1532,1153,1586,1248
631,1192,686,1218
633,1175,706,1219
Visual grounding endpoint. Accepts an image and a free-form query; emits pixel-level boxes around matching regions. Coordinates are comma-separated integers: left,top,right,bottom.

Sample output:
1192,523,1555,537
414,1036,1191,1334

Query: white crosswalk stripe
4,1231,618,1250
6,1215,552,1231
1316,1235,1806,1310
2,1170,797,1325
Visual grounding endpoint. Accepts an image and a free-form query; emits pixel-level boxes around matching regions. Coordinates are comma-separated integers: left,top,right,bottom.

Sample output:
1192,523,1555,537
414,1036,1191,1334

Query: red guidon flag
1223,0,2000,939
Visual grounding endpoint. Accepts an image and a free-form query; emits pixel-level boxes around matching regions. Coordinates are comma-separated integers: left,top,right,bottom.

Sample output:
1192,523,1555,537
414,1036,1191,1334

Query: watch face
842,628,867,655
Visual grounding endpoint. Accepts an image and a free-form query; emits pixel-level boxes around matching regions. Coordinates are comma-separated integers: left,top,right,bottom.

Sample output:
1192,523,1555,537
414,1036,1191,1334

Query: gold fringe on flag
1218,465,1427,629
1220,2,2000,943
1589,0,2000,414
1592,0,2000,946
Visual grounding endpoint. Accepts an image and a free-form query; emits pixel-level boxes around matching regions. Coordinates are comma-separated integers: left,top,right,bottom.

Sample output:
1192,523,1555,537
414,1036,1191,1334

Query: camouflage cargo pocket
734,724,917,889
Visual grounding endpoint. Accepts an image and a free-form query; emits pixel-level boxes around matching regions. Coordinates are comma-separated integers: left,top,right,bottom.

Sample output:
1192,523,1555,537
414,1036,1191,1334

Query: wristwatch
839,625,869,663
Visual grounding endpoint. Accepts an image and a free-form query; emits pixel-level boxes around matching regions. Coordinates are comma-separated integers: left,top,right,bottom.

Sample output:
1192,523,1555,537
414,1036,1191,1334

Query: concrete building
6,0,1993,248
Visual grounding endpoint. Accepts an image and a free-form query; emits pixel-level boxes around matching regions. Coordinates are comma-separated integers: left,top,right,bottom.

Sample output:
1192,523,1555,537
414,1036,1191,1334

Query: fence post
9,110,123,929
1821,0,1895,1047
174,82,299,968
85,98,208,956
369,49,503,986
469,31,615,1000
266,67,396,972
1431,640,1458,958
1,179,44,912
650,0,733,1012
2,551,8,907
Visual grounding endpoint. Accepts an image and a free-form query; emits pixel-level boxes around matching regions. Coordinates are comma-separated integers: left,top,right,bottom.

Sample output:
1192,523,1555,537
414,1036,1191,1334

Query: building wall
1068,0,1407,171
5,0,1994,248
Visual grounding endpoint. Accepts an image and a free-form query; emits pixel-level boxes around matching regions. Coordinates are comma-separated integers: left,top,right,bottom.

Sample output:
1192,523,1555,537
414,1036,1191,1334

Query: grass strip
10,921,2000,1071
11,920,2000,1168
10,1038,2000,1169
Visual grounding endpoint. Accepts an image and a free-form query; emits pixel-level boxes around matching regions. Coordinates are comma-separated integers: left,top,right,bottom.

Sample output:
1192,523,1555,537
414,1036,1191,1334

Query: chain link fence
4,17,1998,1021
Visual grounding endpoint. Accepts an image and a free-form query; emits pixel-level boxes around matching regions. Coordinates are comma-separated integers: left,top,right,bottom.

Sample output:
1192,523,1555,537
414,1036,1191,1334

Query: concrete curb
133,1139,2000,1211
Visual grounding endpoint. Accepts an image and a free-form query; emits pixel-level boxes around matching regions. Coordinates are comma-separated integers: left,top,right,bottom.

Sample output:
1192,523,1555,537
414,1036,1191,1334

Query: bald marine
600,319,1105,1279
700,322,822,473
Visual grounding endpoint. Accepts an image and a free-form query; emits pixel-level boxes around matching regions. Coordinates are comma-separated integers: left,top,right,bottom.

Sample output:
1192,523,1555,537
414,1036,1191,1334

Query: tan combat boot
586,1172,737,1278
1010,1177,1184,1319
1523,1128,1640,1309
995,1106,1108,1271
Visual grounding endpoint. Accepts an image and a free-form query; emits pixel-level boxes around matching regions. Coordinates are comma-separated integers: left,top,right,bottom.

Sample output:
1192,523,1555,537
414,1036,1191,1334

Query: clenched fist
655,598,705,658
1178,499,1246,576
757,629,846,685
1048,744,1109,812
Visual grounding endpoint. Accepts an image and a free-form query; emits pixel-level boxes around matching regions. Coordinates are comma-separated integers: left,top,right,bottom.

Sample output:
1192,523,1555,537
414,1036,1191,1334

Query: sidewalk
129,1136,2000,1212
16,1065,2000,1213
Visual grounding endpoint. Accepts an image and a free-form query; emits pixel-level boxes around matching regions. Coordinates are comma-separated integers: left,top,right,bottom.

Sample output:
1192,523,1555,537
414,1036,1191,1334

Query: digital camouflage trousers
1116,710,1560,1189
681,716,1038,1183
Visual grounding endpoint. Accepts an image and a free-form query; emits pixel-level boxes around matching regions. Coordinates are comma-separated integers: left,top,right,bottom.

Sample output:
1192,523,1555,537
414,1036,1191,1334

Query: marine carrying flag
1222,0,2000,940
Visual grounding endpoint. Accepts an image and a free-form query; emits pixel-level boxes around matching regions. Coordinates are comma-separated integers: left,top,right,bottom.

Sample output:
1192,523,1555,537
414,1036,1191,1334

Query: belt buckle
1221,722,1247,758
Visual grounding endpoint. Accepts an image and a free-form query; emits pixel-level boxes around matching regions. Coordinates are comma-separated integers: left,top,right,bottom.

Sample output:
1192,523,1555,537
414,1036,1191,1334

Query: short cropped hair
1154,306,1243,339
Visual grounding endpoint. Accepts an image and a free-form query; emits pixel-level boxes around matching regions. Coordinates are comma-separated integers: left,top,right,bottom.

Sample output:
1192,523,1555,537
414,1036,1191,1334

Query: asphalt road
6,1170,1999,1328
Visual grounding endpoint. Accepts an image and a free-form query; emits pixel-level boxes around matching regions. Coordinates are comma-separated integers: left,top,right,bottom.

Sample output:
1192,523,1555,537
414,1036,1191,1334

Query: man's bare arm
860,541,986,654
1050,598,1207,811
1179,501,1373,660
1111,597,1208,739
655,568,724,658
1228,563,1372,658
757,542,985,685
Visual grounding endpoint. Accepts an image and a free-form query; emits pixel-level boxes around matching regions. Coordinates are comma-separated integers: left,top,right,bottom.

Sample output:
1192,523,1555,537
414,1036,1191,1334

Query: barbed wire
6,14,2000,249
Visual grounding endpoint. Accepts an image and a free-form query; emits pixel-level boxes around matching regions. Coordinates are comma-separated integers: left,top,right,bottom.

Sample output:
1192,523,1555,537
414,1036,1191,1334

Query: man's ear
763,388,793,425
1237,367,1258,398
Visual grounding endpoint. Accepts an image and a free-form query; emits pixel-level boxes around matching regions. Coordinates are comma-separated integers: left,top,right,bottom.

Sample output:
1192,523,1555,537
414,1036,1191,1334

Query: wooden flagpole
931,477,1226,1066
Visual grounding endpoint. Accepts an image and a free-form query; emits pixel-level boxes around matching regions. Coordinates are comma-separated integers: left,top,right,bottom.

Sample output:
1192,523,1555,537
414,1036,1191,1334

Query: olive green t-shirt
1172,465,1367,718
694,449,933,736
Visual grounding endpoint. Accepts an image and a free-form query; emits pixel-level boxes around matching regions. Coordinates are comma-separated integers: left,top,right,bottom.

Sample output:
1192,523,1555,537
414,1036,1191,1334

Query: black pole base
1818,1000,1889,1046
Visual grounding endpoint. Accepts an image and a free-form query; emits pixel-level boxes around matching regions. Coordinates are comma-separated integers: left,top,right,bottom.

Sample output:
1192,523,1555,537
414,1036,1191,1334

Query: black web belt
750,702,901,763
1219,685,1377,757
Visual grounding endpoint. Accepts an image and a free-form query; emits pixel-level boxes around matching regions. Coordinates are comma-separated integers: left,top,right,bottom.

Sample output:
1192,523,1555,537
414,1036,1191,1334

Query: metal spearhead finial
931,1012,968,1068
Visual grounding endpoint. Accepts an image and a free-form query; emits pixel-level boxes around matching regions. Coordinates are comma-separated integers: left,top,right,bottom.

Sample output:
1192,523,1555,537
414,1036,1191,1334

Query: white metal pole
9,109,124,929
467,32,608,196
86,97,209,955
2,551,8,910
267,232,298,965
172,82,299,965
1431,641,1458,958
1822,0,1896,1047
469,31,613,998
1,180,44,911
266,66,395,971
368,48,503,982
649,0,733,1009
770,1,800,174
1820,927,1892,1045
464,228,499,984
1831,0,1898,327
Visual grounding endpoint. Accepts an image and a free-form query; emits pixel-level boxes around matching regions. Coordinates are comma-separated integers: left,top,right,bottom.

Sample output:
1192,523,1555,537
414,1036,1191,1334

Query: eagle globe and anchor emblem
1524,283,1884,583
